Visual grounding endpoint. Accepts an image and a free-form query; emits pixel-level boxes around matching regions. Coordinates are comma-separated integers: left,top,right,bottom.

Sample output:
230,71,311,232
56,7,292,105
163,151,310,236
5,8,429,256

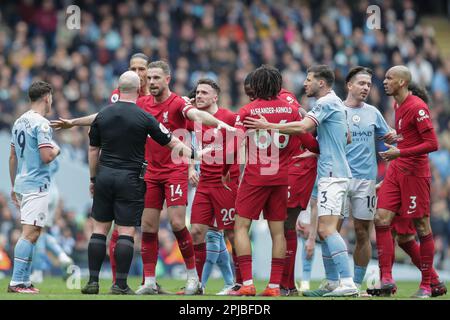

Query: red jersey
188,108,240,187
278,88,301,108
137,93,195,179
278,89,319,173
391,94,436,177
235,98,301,186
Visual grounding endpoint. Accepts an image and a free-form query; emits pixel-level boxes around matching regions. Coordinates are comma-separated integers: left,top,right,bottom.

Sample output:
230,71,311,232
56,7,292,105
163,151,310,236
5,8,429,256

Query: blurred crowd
0,0,450,277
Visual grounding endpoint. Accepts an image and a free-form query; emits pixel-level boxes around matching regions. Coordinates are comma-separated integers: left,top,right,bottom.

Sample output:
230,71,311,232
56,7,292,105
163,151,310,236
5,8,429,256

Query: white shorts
317,177,349,217
17,191,49,228
343,179,376,221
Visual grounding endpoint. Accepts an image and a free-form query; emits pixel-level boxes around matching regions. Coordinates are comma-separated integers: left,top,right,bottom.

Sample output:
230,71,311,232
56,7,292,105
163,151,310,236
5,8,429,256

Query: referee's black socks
115,235,135,289
88,233,107,284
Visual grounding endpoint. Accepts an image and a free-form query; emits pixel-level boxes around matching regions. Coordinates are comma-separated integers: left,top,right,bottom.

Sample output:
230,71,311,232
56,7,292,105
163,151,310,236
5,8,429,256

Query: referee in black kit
81,71,192,295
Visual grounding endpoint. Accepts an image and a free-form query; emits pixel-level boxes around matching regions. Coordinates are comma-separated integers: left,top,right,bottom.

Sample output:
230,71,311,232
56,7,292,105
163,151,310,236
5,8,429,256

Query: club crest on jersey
352,115,361,128
163,111,169,123
417,109,429,122
110,93,119,103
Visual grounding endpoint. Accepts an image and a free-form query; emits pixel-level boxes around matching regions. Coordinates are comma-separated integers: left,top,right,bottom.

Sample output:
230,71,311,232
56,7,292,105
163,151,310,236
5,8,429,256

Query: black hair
244,70,255,86
408,82,429,103
249,65,282,100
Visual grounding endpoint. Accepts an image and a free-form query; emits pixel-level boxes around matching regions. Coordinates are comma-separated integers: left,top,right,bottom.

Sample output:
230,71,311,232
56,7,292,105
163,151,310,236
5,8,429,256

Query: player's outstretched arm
50,113,98,130
186,108,235,133
380,129,398,144
166,135,193,160
244,114,316,135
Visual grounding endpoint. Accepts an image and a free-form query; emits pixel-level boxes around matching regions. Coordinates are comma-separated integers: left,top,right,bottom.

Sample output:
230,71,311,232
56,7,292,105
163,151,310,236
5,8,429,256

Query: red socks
173,227,196,270
399,239,439,285
418,233,435,290
232,249,242,284
141,232,158,283
281,230,297,289
194,243,206,279
270,258,285,286
237,255,252,283
375,225,394,281
109,229,119,283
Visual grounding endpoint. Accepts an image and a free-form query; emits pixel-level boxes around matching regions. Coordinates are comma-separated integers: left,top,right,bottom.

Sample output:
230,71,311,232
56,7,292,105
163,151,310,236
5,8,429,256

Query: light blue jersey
306,90,352,179
11,110,53,194
345,103,391,180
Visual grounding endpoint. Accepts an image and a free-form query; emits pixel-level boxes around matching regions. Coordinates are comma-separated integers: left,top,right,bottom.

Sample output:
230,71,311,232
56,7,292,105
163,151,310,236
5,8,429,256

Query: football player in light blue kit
8,81,60,293
244,65,358,297
342,67,395,292
31,157,73,283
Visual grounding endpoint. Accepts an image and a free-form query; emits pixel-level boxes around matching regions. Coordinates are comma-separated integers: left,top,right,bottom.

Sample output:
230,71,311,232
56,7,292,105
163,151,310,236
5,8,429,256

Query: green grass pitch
0,277,448,300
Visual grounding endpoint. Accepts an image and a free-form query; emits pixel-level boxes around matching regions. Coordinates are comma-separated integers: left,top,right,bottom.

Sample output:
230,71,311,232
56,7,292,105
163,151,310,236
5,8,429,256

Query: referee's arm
146,113,193,159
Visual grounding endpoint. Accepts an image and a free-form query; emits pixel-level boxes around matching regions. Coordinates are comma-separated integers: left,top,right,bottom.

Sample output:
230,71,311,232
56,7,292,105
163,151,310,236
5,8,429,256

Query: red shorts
145,176,188,210
191,180,238,230
288,166,317,209
235,179,288,221
391,216,416,235
377,167,430,219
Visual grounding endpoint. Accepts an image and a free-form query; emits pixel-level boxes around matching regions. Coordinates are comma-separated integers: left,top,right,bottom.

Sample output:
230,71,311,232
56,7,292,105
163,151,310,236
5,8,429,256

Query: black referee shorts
91,165,146,227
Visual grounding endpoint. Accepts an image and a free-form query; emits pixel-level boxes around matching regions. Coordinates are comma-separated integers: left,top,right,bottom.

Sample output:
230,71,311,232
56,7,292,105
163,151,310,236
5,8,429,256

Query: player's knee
190,225,205,244
374,211,391,226
23,231,40,243
397,233,415,244
354,225,370,243
317,224,332,239
355,223,369,243
225,231,235,247
170,219,186,232
413,219,430,237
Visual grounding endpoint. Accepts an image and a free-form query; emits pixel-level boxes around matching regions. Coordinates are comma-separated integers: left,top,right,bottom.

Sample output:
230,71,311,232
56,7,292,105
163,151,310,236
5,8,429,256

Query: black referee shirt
89,101,172,171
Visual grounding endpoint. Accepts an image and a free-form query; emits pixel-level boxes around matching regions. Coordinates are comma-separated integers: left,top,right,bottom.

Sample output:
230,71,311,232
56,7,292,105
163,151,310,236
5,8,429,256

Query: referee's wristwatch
90,177,96,183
